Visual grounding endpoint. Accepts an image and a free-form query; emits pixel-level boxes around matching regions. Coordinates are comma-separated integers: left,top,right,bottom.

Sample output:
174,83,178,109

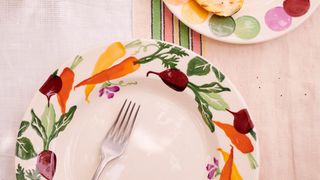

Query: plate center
54,78,218,180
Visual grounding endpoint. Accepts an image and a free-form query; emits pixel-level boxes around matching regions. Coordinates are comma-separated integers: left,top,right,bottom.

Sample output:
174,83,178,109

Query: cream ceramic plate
15,39,259,180
164,0,319,44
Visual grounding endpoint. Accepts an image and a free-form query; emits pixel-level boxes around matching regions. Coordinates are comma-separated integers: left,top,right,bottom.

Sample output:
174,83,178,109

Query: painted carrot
217,148,242,180
57,56,83,114
214,121,253,153
74,57,140,89
85,42,126,102
220,146,233,180
213,121,258,169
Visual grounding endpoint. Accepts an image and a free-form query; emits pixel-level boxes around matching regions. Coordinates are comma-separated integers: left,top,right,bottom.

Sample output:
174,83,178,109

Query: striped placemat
134,0,205,55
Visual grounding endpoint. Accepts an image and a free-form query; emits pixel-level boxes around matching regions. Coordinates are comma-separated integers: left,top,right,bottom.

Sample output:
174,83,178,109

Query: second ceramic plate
164,0,319,44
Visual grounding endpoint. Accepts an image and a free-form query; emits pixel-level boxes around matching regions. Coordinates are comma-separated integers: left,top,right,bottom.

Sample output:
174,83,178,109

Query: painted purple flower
106,91,114,99
99,88,105,97
107,86,120,92
214,157,219,166
98,85,120,99
206,157,220,179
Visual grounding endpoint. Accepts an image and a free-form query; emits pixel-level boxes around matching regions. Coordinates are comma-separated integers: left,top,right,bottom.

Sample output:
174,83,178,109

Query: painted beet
147,69,189,92
36,150,57,180
227,109,254,134
39,70,62,106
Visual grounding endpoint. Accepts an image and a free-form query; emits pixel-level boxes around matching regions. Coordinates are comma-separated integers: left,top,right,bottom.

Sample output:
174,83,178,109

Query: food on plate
195,0,244,16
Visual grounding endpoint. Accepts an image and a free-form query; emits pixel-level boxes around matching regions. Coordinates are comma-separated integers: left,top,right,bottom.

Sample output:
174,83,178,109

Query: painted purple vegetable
226,109,254,134
36,150,57,180
147,69,189,92
39,70,62,106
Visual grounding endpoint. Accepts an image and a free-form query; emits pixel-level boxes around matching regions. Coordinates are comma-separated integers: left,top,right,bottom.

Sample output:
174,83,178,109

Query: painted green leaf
50,106,77,140
16,164,26,180
18,121,30,137
41,103,56,138
197,82,231,93
25,169,41,180
212,66,225,82
187,57,211,76
195,95,215,132
16,137,37,160
31,109,47,141
199,92,229,111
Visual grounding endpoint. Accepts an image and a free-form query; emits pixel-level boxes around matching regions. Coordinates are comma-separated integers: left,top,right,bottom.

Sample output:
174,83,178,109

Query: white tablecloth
0,0,132,179
1,1,320,180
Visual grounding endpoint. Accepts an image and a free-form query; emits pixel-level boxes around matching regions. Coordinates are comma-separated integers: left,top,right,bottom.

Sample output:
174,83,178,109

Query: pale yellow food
195,0,244,16
182,0,209,24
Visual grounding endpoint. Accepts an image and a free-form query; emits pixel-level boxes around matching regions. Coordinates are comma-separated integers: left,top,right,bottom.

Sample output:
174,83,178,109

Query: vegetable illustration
188,82,230,132
39,70,62,106
30,105,77,179
141,52,229,133
213,121,258,169
74,57,140,89
16,164,41,180
57,56,83,114
31,105,77,150
98,80,137,99
147,69,189,91
206,157,221,179
227,108,256,140
146,66,229,133
213,121,253,153
218,148,242,180
85,42,126,102
137,41,188,68
36,150,56,180
220,146,234,180
16,121,37,160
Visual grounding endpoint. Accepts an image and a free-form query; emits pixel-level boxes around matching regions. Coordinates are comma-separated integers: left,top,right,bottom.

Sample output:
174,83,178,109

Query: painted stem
247,153,258,169
70,55,83,71
249,129,257,141
146,71,160,77
226,108,234,114
44,140,49,151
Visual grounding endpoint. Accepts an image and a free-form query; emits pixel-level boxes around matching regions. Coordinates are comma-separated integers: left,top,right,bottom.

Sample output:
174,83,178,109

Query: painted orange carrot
220,146,233,180
57,56,83,113
217,148,242,180
74,57,140,89
214,120,258,169
85,42,126,102
213,121,253,153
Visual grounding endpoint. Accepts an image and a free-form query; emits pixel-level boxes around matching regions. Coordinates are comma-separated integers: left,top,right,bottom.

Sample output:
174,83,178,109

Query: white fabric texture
0,0,132,179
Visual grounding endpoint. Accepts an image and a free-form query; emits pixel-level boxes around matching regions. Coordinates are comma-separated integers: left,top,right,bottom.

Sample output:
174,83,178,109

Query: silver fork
92,100,140,180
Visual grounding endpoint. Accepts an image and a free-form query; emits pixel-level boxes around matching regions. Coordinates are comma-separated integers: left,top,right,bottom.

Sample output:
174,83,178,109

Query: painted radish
146,69,189,92
36,150,57,180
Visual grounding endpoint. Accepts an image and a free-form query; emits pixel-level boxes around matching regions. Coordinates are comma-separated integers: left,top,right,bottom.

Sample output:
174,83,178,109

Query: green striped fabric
151,0,162,39
179,21,190,49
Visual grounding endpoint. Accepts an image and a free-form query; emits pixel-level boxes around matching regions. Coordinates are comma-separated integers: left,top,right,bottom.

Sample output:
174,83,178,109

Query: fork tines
107,99,140,143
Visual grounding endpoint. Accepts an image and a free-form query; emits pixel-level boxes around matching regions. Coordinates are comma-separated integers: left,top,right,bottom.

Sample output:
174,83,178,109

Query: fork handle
91,156,115,180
